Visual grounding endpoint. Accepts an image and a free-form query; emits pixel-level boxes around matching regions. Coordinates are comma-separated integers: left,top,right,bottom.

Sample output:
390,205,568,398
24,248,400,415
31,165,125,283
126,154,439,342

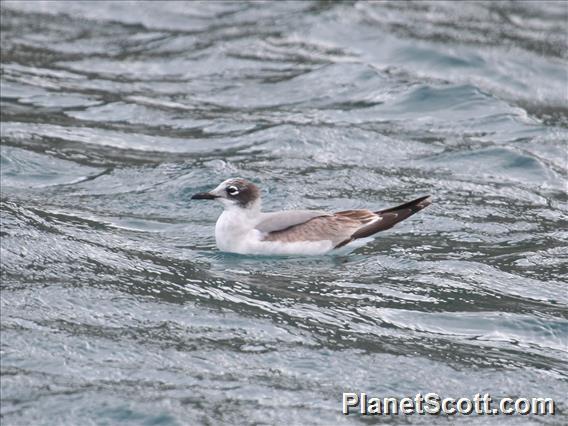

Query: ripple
1,145,105,188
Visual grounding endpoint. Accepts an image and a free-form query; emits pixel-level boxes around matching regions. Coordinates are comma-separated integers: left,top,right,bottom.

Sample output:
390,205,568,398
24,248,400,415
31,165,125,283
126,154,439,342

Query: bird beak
191,192,218,200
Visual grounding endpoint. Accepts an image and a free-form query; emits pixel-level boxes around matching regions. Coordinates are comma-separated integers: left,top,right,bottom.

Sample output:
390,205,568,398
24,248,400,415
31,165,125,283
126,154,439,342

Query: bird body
192,178,431,256
214,207,335,256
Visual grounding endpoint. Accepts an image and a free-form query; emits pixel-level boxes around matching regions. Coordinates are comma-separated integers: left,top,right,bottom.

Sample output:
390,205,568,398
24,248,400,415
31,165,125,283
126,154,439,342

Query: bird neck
223,200,261,222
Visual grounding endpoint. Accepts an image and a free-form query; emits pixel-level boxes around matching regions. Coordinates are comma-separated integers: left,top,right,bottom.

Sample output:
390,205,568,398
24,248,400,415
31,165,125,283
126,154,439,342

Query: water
1,1,567,424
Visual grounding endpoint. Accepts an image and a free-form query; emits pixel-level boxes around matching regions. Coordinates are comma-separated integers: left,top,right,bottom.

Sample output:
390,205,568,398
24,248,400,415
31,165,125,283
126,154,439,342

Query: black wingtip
376,195,432,214
344,195,433,243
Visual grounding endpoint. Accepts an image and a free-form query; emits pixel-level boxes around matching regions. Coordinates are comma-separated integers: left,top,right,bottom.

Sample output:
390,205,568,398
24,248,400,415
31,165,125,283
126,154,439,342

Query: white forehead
217,178,247,189
214,179,230,191
215,179,236,191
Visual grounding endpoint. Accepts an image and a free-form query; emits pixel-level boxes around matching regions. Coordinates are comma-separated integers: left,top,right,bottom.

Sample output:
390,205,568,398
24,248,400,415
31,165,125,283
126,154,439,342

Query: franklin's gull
192,178,432,256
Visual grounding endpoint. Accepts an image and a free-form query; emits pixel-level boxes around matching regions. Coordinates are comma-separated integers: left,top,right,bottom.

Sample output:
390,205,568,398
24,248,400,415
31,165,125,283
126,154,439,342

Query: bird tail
335,195,432,248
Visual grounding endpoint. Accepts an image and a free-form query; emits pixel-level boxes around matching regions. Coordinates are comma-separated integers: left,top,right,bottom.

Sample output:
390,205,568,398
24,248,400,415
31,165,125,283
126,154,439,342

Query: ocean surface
1,1,567,424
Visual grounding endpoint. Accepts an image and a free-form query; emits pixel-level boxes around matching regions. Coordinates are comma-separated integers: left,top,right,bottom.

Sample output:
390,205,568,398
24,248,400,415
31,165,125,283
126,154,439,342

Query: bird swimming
192,178,432,256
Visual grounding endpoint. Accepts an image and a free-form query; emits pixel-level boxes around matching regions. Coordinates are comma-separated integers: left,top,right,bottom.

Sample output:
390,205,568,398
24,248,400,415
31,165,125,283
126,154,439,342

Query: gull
192,178,432,256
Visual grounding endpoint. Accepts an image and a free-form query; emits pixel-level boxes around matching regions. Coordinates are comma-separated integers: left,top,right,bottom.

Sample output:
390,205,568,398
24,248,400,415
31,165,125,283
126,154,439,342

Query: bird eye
227,185,239,196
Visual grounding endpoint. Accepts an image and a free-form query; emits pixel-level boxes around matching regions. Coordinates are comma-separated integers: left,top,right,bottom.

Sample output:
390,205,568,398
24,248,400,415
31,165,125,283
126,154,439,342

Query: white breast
214,208,260,253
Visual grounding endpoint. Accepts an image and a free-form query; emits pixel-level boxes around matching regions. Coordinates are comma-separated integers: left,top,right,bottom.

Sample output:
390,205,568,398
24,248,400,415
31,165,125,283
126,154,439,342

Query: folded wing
255,210,330,233
259,196,432,249
261,209,378,247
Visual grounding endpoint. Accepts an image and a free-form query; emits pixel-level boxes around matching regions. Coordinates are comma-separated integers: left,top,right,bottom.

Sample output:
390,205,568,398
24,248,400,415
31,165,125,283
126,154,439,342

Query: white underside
221,233,335,256
214,207,343,256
